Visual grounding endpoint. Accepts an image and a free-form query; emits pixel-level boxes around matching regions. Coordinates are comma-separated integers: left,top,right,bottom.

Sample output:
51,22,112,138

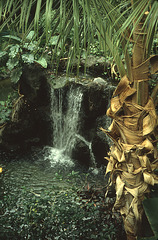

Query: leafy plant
0,33,48,84
143,197,158,238
0,100,12,124
0,92,18,124
0,183,125,240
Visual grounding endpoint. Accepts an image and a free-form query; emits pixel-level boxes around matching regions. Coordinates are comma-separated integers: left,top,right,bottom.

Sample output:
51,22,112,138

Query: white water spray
48,86,83,167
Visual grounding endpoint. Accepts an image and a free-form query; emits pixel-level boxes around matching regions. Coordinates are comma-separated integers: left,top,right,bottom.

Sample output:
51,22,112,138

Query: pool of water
0,147,127,240
0,146,106,200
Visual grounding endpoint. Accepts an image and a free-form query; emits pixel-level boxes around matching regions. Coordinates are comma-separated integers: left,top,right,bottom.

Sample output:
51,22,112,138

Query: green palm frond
0,1,3,22
20,0,34,34
144,1,158,57
34,0,42,35
45,0,54,42
117,0,158,57
0,0,157,76
0,1,21,32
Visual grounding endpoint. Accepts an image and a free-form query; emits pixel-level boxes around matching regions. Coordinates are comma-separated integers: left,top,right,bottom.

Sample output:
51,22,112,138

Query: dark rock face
50,76,115,167
80,80,109,138
0,65,51,153
0,65,115,167
75,79,114,167
80,55,111,77
71,138,92,167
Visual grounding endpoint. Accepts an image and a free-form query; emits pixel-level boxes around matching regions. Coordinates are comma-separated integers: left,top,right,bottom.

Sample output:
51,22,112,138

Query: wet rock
1,67,115,167
0,64,51,153
72,138,92,167
49,75,115,167
93,77,108,85
79,55,111,77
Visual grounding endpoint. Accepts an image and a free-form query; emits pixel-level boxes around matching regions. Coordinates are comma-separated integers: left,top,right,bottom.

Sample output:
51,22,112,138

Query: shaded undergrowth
0,168,126,240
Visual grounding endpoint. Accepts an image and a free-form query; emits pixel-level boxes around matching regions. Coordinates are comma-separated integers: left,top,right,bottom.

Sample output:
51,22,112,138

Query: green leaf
35,57,47,68
143,197,158,237
6,57,19,71
9,45,20,58
34,0,42,35
0,51,7,58
23,42,38,51
10,67,22,83
0,101,5,106
0,1,2,22
45,0,54,42
22,53,34,64
138,237,158,240
2,35,21,42
26,30,35,40
49,36,59,46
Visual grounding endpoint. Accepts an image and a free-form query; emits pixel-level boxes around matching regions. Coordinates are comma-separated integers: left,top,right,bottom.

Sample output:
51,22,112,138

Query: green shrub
0,33,48,85
0,91,19,124
0,185,124,240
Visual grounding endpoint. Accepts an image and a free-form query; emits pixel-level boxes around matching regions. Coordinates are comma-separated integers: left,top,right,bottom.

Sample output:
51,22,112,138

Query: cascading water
44,77,114,168
46,85,83,167
51,86,83,155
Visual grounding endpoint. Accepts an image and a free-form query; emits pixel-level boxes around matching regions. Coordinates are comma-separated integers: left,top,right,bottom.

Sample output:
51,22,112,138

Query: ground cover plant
0,170,126,240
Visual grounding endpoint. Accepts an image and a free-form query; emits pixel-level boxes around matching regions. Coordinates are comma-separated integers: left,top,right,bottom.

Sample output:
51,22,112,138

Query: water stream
47,86,85,167
51,86,83,155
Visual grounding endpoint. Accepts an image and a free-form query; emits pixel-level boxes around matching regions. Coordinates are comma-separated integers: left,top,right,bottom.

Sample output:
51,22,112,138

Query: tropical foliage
0,171,125,240
0,92,18,124
0,0,158,239
0,1,158,77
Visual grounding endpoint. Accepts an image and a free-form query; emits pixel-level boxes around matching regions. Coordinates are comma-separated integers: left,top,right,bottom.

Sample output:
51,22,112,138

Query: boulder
0,67,115,167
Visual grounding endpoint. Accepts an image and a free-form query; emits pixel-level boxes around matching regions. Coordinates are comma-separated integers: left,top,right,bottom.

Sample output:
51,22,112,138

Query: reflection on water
0,147,110,240
0,147,105,197
0,147,75,197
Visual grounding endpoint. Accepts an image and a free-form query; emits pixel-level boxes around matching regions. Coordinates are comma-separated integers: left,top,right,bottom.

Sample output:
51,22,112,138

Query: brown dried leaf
150,55,158,74
115,175,125,200
143,172,155,185
113,75,130,96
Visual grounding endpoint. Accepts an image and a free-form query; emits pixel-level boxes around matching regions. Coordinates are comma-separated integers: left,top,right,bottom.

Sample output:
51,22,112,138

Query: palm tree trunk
132,13,149,106
102,5,158,240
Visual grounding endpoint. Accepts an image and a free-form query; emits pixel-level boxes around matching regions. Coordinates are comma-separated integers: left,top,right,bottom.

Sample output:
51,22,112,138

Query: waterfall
47,85,83,167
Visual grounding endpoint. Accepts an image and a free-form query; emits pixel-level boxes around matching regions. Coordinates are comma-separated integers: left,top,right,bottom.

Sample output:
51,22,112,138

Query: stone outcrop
49,74,115,166
0,65,115,167
0,65,51,152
